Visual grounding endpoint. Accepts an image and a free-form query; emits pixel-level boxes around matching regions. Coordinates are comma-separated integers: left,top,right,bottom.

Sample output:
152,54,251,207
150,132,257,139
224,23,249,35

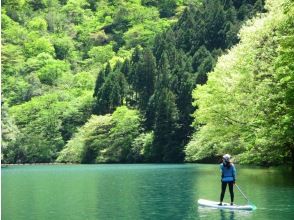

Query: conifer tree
203,0,226,50
192,46,211,72
121,59,131,79
151,52,180,162
93,69,105,97
104,62,112,77
136,48,156,112
93,65,127,115
171,51,194,150
93,62,112,114
129,46,143,103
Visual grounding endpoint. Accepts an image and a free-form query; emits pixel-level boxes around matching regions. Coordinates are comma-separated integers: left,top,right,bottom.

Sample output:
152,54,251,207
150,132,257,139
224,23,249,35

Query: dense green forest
2,0,292,166
186,0,294,166
1,0,187,163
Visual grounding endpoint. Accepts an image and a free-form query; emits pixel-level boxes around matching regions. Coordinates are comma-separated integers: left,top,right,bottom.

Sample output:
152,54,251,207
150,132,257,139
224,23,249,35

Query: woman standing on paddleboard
218,154,236,206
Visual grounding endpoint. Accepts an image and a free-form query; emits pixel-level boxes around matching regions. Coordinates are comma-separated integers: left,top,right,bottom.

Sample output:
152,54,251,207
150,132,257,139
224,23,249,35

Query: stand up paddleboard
198,199,256,210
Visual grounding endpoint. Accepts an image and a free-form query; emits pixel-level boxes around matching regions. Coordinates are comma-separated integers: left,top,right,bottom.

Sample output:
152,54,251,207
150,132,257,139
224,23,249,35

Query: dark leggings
220,181,234,203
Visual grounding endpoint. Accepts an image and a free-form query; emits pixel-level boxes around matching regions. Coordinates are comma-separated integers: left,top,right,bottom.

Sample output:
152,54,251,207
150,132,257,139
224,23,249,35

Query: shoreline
1,163,78,167
1,163,293,169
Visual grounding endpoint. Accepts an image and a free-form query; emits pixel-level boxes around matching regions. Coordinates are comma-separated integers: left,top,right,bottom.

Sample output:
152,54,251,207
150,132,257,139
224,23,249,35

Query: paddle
235,184,256,208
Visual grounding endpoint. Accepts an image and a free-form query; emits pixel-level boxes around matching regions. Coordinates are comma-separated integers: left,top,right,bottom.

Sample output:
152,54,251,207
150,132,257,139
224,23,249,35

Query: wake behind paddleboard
198,199,255,210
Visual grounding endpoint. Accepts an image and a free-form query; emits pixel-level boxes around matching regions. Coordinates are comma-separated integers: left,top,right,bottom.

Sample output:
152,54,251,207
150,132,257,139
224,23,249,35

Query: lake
2,164,294,220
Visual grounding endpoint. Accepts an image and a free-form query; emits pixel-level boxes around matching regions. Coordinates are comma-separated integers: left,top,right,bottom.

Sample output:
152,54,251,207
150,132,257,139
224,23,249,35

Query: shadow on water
220,209,235,220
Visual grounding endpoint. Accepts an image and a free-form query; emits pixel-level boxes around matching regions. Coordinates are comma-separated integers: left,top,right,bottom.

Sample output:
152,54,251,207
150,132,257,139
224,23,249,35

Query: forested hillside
1,0,185,163
2,0,269,164
186,0,294,166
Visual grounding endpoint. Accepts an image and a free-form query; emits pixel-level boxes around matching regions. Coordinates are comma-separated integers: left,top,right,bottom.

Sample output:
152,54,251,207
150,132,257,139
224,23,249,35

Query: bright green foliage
57,114,112,163
61,0,89,24
2,14,28,44
100,106,141,162
2,0,266,164
91,0,264,163
124,24,156,49
1,102,20,163
131,132,154,162
57,106,142,163
52,35,75,60
37,59,70,85
268,0,294,164
2,0,28,22
24,36,55,57
73,72,95,90
186,0,294,166
87,45,115,64
5,91,94,163
2,76,31,105
9,93,66,162
27,17,48,31
60,92,94,141
2,0,180,104
1,44,25,76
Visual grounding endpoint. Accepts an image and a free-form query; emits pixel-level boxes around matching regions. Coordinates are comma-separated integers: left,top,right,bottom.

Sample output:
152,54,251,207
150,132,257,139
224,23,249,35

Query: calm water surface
2,164,294,220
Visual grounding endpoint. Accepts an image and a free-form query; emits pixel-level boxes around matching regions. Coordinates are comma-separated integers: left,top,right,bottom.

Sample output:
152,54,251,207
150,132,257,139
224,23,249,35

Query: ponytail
224,161,231,168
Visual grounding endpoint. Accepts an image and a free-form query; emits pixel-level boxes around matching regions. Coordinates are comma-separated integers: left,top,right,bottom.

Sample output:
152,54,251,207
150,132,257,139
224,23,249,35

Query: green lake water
2,164,294,220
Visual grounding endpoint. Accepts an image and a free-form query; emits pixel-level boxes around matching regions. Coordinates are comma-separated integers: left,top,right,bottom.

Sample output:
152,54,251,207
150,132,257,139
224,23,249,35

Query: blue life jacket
220,163,236,182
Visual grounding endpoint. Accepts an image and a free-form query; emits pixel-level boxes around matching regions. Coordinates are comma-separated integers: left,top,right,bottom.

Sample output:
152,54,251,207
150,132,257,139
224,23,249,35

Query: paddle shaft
235,184,250,203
